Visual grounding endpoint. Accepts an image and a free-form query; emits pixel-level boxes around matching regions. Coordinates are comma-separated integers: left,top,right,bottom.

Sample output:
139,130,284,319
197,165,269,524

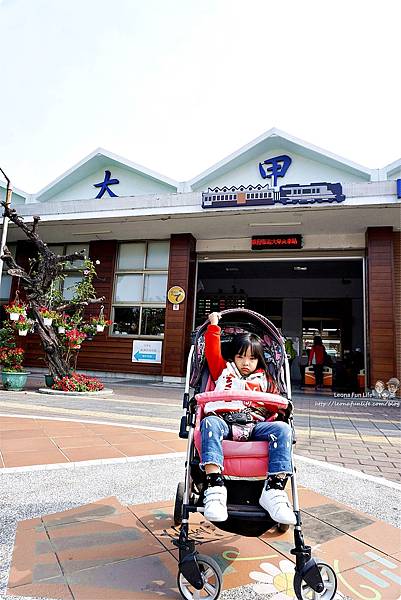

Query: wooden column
366,227,396,385
393,232,401,386
162,234,197,378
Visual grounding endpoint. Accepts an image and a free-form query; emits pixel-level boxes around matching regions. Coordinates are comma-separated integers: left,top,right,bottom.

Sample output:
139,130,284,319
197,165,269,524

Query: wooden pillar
393,232,401,386
366,227,396,386
162,234,197,378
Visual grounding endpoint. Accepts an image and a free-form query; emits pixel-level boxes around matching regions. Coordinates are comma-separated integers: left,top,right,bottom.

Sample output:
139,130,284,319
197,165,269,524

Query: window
48,243,89,300
112,241,169,337
0,244,16,303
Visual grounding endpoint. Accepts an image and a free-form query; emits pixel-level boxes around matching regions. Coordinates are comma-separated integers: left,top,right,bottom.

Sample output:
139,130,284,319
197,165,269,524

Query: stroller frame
174,309,337,600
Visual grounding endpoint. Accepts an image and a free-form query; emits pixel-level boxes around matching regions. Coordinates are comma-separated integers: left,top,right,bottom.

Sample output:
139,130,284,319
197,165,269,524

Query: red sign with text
251,235,303,250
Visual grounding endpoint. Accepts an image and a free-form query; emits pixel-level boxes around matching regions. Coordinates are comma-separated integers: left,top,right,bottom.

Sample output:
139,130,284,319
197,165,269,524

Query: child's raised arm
205,312,226,381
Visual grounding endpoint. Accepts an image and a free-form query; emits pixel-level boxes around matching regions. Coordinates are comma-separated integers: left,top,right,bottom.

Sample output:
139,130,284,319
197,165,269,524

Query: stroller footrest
227,503,269,519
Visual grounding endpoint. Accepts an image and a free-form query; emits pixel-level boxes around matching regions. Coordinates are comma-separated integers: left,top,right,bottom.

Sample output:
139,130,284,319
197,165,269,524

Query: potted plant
81,322,97,341
90,315,112,333
14,315,34,337
65,328,87,349
0,346,29,391
39,306,57,326
54,313,70,334
4,301,27,321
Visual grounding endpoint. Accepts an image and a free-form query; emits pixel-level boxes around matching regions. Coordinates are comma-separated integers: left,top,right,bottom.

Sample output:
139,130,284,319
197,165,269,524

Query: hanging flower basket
65,329,87,349
54,313,70,334
14,315,34,337
90,306,112,334
5,302,26,321
39,306,57,327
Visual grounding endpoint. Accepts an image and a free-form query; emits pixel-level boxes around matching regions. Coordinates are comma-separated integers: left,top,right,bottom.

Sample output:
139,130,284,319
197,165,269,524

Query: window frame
47,243,89,301
111,240,169,339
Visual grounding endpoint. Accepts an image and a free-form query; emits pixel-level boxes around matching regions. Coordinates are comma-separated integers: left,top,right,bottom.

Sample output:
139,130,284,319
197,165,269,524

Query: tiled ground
6,491,401,599
0,417,186,468
1,413,400,483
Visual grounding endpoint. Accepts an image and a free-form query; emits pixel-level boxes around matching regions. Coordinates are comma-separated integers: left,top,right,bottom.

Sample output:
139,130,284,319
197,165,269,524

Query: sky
0,0,400,193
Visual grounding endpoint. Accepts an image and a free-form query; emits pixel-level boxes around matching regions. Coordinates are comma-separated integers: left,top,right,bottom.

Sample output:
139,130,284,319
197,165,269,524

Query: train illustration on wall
202,182,346,208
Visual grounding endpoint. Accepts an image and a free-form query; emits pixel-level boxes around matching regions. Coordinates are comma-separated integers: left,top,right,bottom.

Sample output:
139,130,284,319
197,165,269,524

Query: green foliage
0,322,17,349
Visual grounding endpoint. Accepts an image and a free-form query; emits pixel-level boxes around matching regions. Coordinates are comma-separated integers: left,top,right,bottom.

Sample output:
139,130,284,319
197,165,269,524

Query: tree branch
55,296,105,312
1,202,50,258
0,246,34,286
31,215,40,235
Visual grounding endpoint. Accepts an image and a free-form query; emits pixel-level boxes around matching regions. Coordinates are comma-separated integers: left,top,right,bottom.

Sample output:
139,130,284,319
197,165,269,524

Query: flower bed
51,372,104,392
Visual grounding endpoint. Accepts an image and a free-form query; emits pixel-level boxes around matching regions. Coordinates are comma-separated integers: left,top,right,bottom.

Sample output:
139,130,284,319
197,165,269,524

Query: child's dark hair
231,332,267,371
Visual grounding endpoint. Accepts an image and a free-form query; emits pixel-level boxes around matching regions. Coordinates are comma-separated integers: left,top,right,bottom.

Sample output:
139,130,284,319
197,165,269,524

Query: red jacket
309,345,325,366
205,324,279,394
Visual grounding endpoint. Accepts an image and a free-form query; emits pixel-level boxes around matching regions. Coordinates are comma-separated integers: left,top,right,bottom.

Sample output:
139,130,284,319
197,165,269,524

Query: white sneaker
204,485,228,522
259,487,296,525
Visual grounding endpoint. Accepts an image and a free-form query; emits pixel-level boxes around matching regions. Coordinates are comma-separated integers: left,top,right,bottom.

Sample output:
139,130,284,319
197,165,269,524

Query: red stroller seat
194,390,288,477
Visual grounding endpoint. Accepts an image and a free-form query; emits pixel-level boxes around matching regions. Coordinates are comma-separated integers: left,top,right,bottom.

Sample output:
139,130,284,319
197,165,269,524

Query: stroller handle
196,308,285,344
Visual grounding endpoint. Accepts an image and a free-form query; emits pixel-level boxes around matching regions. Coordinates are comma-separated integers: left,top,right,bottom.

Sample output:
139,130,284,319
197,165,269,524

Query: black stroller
173,309,338,599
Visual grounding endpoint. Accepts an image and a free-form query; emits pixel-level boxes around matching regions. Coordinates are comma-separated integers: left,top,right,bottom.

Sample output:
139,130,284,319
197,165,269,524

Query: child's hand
208,312,221,326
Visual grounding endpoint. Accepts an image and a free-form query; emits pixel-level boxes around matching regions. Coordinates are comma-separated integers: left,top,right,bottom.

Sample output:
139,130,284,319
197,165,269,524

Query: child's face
234,347,259,376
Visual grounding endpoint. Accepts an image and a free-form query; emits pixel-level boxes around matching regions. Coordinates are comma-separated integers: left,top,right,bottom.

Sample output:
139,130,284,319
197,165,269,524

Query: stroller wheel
177,554,222,600
277,522,290,533
174,482,185,525
294,562,337,600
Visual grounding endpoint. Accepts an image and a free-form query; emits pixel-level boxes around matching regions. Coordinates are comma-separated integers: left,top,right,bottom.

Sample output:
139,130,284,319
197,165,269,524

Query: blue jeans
200,416,293,475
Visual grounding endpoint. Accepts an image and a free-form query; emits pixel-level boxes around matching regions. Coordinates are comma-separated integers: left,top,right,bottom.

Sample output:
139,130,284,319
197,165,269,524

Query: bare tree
0,203,104,378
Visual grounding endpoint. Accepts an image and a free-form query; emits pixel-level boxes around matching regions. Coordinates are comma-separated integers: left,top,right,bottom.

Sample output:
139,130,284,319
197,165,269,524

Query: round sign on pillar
167,286,186,311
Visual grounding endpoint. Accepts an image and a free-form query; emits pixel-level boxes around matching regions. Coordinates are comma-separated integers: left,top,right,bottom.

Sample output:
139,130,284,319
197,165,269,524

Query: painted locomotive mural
202,182,345,208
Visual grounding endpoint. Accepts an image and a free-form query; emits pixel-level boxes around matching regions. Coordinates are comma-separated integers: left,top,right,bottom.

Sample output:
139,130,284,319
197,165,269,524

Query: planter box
1,371,30,391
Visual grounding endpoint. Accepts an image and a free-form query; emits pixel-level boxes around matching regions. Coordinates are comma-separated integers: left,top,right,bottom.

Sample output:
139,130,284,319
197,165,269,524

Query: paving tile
0,437,59,452
347,521,401,556
0,428,48,440
158,439,187,452
130,502,231,551
139,430,180,442
114,440,175,456
51,435,112,449
0,421,45,431
43,497,129,528
7,578,73,600
192,534,296,591
2,449,68,468
8,527,62,589
67,551,178,599
18,517,45,532
335,558,401,599
47,512,165,574
61,446,126,462
91,432,150,445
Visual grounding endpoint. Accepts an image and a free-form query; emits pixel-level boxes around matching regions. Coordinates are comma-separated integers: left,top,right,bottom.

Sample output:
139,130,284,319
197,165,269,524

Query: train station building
1,128,400,389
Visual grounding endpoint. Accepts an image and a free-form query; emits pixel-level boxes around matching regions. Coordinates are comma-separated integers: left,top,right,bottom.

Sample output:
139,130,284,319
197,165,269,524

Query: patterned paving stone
9,492,400,600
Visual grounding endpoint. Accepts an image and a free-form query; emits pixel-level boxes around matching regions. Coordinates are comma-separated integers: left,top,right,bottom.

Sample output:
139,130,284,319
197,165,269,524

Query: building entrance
196,258,365,391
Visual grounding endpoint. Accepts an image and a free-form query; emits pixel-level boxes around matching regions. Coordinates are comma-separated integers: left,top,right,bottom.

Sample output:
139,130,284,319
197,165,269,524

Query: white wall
39,165,176,203
197,147,368,191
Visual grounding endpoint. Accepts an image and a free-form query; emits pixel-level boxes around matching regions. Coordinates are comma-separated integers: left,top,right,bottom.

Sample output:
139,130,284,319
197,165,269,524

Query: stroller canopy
190,308,287,396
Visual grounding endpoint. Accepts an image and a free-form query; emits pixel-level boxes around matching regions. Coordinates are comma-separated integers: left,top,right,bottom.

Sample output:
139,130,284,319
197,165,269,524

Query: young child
200,312,296,525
